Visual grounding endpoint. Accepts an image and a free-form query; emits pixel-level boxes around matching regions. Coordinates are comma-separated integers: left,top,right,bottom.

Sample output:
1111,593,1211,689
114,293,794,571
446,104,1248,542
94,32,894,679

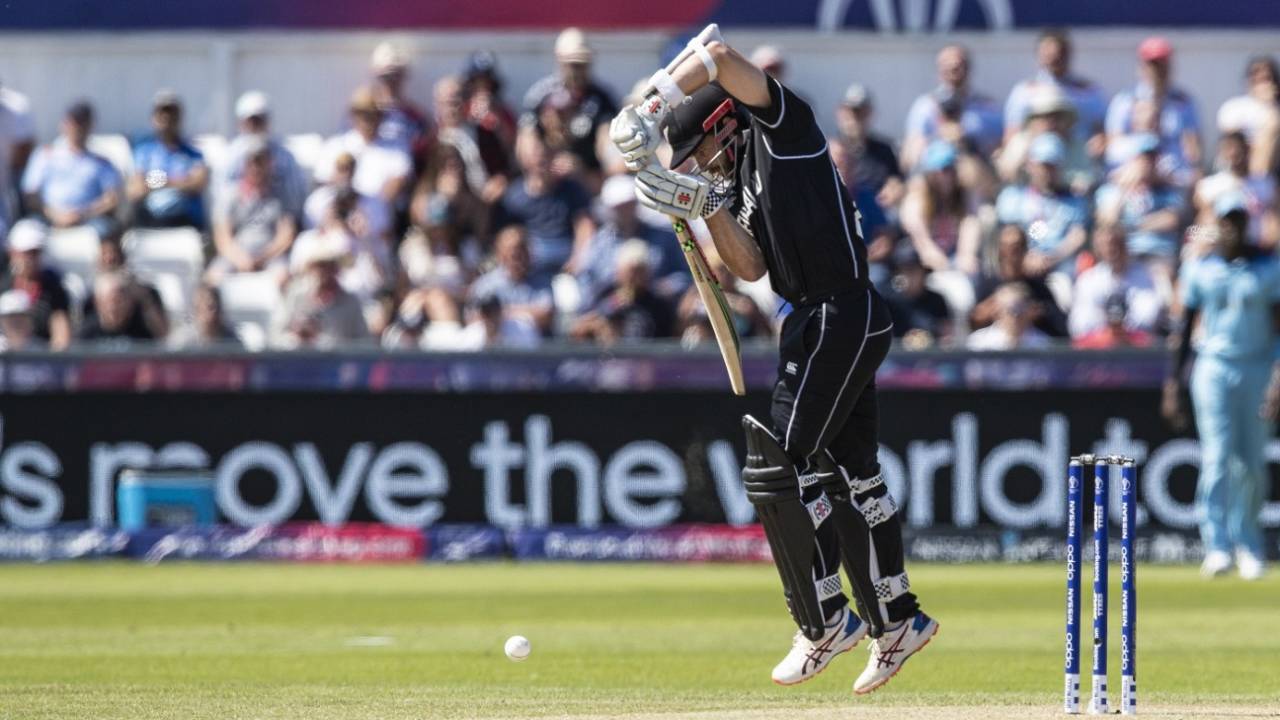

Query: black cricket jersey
729,76,869,306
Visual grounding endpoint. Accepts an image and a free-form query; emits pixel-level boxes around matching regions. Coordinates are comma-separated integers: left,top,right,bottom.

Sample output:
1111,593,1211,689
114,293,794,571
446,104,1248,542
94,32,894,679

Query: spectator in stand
1217,56,1280,178
900,141,982,278
828,138,894,289
272,234,368,348
78,270,168,345
521,28,617,187
1194,131,1279,251
1095,134,1186,284
169,284,240,349
1069,224,1164,340
469,225,554,335
749,45,787,81
207,138,298,284
0,80,35,237
971,224,1068,338
996,134,1089,277
0,288,40,351
434,75,506,201
462,50,518,174
834,83,905,214
314,87,413,223
401,144,490,298
1105,37,1202,182
430,292,540,351
1073,292,1155,349
533,87,593,183
292,188,393,307
0,220,70,350
883,242,954,349
1003,29,1107,158
578,173,687,304
368,42,431,163
571,238,674,344
902,45,1003,170
675,245,771,346
21,101,120,234
128,91,208,228
996,87,1094,194
966,283,1052,350
81,228,168,340
495,132,594,281
305,151,391,240
220,91,308,218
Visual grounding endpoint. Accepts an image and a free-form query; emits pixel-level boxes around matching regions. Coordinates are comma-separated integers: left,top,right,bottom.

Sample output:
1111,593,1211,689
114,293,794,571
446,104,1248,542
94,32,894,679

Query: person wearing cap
1217,55,1280,178
208,137,298,284
901,140,983,282
1002,29,1106,155
0,79,35,238
578,173,687,303
1094,132,1186,280
127,90,208,228
1068,223,1163,341
995,133,1089,277
271,230,368,349
609,24,936,693
0,287,40,352
315,86,413,221
902,45,1002,170
368,41,431,162
570,237,675,344
220,90,308,219
461,50,518,171
882,240,953,349
21,101,121,232
521,28,618,181
995,86,1094,192
834,83,903,211
1193,131,1279,252
1105,37,1202,179
1163,191,1280,581
0,219,70,350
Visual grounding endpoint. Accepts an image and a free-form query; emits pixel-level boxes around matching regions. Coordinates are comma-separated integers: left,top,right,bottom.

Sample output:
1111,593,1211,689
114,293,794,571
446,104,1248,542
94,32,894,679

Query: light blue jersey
1181,253,1280,361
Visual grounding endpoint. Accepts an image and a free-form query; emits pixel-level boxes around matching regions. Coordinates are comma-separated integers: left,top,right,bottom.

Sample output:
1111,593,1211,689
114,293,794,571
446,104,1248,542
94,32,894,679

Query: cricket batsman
610,25,937,693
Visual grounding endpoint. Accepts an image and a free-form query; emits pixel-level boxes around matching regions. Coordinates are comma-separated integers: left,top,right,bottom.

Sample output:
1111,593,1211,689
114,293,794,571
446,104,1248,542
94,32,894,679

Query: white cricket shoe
771,605,867,686
1200,550,1233,578
853,611,939,695
1236,550,1267,581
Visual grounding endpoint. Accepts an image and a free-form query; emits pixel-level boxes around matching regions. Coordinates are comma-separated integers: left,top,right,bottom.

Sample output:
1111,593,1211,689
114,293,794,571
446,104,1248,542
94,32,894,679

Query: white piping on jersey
867,323,893,336
784,303,826,453
758,76,787,129
759,132,828,160
810,289,872,458
828,160,861,280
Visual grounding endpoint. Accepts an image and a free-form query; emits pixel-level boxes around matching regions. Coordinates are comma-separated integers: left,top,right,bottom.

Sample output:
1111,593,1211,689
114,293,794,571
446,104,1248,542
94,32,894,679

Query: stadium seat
149,271,190,319
45,225,100,286
123,228,205,321
284,134,324,177
87,134,134,178
193,134,229,177
218,271,281,350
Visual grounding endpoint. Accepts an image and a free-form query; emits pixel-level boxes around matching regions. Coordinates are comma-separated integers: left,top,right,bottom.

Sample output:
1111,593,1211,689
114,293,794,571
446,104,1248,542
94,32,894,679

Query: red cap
1138,37,1172,62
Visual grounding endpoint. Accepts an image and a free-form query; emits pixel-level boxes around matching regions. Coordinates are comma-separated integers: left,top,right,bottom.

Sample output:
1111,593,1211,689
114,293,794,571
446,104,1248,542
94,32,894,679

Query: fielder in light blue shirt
1164,192,1280,580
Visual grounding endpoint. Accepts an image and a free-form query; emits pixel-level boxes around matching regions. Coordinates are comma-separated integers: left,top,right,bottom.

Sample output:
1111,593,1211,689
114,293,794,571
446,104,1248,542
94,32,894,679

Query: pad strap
874,572,910,602
816,573,843,601
856,493,897,528
848,473,884,495
806,493,833,527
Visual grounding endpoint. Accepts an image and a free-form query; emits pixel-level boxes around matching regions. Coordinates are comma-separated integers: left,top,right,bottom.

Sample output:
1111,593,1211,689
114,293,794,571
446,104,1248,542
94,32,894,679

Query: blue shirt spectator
220,91,308,219
495,135,594,281
1095,136,1186,260
469,225,554,334
1003,30,1107,148
996,134,1089,275
1104,37,1202,181
20,101,121,231
903,45,1003,169
578,174,687,303
128,91,208,227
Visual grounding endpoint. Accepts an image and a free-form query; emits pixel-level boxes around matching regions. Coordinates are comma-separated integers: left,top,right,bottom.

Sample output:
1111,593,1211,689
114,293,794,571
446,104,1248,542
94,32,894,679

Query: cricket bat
670,217,746,396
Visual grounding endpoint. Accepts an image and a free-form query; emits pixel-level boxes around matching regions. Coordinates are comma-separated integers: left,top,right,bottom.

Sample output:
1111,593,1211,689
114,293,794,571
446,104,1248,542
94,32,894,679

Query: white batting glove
610,97,668,172
635,164,730,220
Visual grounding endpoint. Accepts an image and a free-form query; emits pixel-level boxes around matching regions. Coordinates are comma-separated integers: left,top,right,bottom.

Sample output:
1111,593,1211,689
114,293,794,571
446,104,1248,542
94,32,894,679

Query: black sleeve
45,272,70,312
744,76,824,154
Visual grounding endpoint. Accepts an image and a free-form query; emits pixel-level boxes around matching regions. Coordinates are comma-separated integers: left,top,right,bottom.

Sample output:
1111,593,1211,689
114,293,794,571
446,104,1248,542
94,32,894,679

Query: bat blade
671,218,746,396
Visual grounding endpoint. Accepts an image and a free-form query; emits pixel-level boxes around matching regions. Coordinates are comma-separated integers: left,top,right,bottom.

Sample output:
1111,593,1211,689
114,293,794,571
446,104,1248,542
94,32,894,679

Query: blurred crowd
0,28,1278,353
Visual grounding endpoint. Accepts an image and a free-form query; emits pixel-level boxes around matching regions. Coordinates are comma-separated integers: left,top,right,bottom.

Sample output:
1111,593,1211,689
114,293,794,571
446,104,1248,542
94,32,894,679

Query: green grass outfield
0,562,1276,719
